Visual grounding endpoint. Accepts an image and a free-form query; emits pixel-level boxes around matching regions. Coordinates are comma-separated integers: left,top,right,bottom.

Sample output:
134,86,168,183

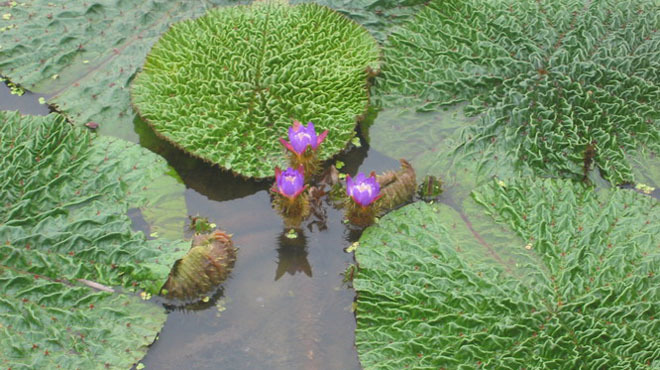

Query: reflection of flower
346,172,381,207
279,121,328,156
275,166,307,200
275,229,312,281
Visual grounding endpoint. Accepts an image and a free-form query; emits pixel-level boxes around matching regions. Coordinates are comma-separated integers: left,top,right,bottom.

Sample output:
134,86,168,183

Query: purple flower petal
346,172,380,207
284,121,324,155
276,167,305,199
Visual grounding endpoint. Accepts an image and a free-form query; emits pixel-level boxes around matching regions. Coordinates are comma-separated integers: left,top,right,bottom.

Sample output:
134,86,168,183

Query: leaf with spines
131,1,381,178
355,179,660,368
370,0,660,185
0,111,190,367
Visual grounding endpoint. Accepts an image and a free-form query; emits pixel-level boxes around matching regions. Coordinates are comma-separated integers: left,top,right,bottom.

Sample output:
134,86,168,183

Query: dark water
135,116,399,369
0,80,51,115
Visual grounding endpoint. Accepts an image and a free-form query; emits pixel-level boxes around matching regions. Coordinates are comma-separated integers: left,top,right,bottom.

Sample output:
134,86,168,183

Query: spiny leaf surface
131,1,381,178
355,180,660,368
0,111,189,368
370,0,660,184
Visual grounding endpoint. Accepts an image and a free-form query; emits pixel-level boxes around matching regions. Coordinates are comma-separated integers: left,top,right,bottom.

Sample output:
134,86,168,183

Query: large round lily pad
131,0,381,178
370,0,660,185
355,179,660,368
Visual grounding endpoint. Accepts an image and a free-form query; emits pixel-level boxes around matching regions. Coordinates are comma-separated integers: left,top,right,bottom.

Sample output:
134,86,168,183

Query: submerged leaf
131,1,381,178
355,179,660,368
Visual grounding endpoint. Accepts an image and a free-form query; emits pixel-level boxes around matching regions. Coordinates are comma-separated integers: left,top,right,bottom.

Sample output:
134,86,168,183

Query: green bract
371,0,660,185
355,180,660,368
0,111,189,367
131,0,381,178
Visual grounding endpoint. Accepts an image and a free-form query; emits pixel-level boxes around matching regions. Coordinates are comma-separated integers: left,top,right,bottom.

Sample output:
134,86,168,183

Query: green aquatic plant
354,179,660,368
0,111,190,367
271,166,311,227
162,230,236,301
371,0,660,185
0,111,240,366
0,0,246,141
345,172,382,227
417,175,443,201
131,0,381,178
0,0,420,142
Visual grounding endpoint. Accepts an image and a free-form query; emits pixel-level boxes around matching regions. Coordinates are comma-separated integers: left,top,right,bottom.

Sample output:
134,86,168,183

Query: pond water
135,116,400,370
1,80,400,369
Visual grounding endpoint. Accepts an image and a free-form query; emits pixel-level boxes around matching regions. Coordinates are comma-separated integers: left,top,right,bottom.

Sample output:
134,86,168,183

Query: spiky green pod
161,230,236,301
345,202,379,228
376,159,417,210
289,148,323,182
271,191,311,228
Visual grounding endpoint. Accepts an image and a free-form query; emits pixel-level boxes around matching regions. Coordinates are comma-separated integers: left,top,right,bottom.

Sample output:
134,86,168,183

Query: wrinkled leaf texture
0,0,250,141
131,1,381,178
370,0,660,185
355,180,660,368
0,0,422,143
0,111,189,368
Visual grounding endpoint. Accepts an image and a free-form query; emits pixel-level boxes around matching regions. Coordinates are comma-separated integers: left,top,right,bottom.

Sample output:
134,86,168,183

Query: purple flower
275,166,307,199
279,120,329,156
346,172,381,207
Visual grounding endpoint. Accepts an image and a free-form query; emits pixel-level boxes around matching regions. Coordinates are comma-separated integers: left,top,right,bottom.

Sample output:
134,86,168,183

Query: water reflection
275,229,312,280
0,79,52,115
134,116,270,202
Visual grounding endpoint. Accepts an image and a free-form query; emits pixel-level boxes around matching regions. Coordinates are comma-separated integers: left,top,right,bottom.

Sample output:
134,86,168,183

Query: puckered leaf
370,0,660,185
0,0,249,141
130,0,381,178
0,111,190,368
355,179,660,368
0,0,424,145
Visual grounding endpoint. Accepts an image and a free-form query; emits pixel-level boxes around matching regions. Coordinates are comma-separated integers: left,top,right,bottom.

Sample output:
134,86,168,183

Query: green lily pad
0,111,190,367
130,0,381,178
370,0,660,185
355,179,659,368
0,0,248,141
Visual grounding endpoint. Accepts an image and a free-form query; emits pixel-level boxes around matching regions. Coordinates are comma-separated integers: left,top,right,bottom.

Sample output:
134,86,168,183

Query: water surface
135,116,399,369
